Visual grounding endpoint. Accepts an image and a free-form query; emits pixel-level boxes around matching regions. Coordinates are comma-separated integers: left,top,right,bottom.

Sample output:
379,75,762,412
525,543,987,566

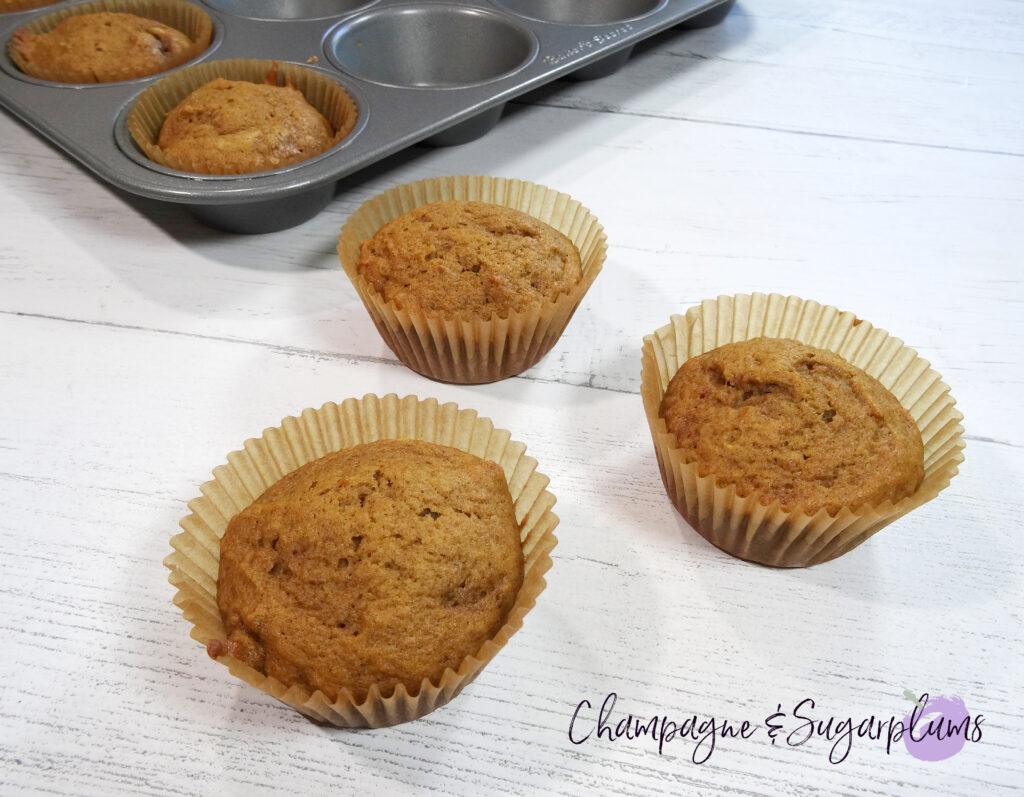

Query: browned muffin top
356,200,583,319
211,439,524,703
157,74,335,175
659,337,924,515
11,12,195,83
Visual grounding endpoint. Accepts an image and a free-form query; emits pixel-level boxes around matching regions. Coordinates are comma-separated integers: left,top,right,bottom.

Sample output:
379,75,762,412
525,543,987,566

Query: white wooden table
2,1,1022,794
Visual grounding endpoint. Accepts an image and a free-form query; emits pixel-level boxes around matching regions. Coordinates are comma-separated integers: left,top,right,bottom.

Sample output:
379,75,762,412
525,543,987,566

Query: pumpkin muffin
156,66,336,175
339,177,606,384
357,200,583,319
642,294,964,567
210,438,524,704
659,336,924,516
10,11,198,83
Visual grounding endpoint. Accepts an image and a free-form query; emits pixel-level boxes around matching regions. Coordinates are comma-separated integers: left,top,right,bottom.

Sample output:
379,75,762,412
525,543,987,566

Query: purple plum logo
901,690,980,761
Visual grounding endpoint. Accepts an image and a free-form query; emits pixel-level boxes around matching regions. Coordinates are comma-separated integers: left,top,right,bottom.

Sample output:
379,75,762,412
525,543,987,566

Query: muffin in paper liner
641,293,965,567
165,393,558,727
8,0,212,83
127,58,358,175
337,175,606,384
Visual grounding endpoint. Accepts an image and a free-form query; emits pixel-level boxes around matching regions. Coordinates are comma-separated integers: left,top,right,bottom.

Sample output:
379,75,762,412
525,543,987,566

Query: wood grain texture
1,0,1021,794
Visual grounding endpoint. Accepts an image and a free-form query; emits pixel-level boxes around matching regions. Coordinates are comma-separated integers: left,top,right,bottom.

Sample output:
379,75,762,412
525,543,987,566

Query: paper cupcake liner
127,58,358,175
337,175,607,384
8,0,212,83
165,393,558,727
641,293,965,567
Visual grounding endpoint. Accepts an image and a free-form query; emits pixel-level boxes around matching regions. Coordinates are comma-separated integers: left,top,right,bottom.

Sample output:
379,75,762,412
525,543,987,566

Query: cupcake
212,439,524,706
357,200,583,319
128,59,358,175
8,0,211,83
165,394,558,727
338,176,606,384
641,294,965,567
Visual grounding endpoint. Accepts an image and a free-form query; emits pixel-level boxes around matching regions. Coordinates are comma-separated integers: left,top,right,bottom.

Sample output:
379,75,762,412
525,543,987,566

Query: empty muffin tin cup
492,0,658,80
7,0,213,83
338,175,607,384
126,58,358,175
327,4,536,87
641,293,965,567
166,393,558,727
202,0,373,21
493,0,662,25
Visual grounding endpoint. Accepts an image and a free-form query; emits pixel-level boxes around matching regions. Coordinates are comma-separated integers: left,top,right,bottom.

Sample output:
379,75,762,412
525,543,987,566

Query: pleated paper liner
127,58,358,175
8,0,212,82
337,175,607,384
641,293,965,567
165,393,558,727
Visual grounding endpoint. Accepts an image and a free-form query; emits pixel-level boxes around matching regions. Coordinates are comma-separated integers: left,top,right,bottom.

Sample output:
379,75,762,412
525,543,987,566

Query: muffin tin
0,0,735,232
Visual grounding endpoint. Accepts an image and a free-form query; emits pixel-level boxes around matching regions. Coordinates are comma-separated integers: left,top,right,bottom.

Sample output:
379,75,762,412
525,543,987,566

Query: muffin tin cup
326,4,537,88
126,58,358,175
203,0,374,22
492,0,664,26
165,393,558,728
641,293,965,568
8,0,212,83
337,175,607,384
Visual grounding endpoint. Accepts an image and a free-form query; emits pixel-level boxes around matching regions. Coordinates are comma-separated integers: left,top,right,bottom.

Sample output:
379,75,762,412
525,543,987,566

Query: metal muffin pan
0,0,735,232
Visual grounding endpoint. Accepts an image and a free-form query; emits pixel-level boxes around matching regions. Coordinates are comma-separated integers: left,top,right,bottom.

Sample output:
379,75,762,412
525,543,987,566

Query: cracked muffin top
659,336,924,515
11,12,198,83
356,200,583,319
210,439,523,703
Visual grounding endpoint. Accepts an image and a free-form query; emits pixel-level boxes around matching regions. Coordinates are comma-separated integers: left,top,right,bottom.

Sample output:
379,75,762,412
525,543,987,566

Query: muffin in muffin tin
0,0,737,231
9,2,211,83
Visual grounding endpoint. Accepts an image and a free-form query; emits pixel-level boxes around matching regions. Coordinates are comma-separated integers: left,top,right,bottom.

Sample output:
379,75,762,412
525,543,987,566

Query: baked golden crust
356,200,583,319
11,12,195,83
157,74,335,174
659,337,924,515
212,439,524,703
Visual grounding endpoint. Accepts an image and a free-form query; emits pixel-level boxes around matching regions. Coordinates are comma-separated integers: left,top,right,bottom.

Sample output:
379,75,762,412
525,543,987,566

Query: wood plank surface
1,0,1021,794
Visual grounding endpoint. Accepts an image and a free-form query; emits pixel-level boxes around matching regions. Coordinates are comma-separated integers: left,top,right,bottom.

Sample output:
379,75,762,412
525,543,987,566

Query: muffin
9,2,210,83
211,439,524,704
128,59,359,176
155,65,335,174
357,200,583,318
641,293,965,567
338,176,606,384
659,337,924,516
166,394,558,727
